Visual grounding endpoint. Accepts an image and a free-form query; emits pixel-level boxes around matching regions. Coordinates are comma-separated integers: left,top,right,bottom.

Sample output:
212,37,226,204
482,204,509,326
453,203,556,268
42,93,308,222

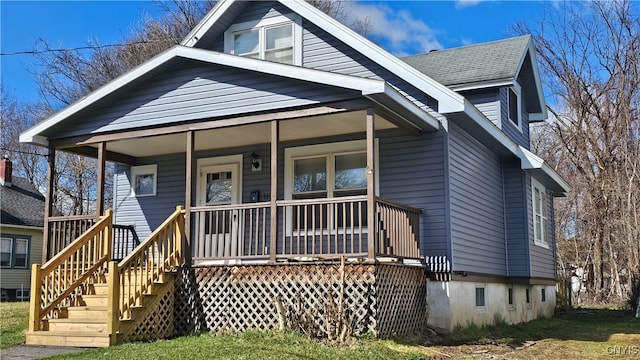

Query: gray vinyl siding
503,160,529,276
45,61,359,139
233,1,290,24
462,90,501,128
527,175,556,279
448,123,506,275
378,129,448,257
114,154,187,239
303,22,382,79
499,87,530,149
114,145,273,240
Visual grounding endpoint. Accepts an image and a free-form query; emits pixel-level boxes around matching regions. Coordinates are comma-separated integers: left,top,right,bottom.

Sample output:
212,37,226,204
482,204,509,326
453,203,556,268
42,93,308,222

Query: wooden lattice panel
122,284,175,342
174,263,427,338
374,264,427,337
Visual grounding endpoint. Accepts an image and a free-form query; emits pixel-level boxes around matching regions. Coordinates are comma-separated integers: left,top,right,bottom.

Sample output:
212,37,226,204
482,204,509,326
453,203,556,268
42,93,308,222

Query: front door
197,160,242,258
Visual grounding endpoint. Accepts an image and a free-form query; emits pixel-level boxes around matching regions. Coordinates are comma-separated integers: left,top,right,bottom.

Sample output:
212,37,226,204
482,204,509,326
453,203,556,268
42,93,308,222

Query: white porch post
366,108,376,260
269,120,279,263
184,130,194,265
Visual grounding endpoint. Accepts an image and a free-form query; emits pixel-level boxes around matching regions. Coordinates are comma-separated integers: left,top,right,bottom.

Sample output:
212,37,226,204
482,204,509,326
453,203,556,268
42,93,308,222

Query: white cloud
455,0,485,9
341,1,442,55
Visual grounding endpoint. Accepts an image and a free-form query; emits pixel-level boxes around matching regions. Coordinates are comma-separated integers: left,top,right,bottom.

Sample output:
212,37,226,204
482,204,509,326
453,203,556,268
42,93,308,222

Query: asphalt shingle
402,35,531,88
0,177,45,228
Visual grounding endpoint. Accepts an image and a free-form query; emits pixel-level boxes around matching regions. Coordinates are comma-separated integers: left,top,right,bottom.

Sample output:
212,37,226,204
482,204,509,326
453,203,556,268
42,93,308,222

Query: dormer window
508,85,522,131
225,14,301,65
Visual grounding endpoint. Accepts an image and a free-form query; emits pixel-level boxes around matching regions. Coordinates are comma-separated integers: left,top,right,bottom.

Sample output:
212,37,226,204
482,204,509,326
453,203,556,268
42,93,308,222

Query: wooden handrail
116,206,184,321
29,210,113,331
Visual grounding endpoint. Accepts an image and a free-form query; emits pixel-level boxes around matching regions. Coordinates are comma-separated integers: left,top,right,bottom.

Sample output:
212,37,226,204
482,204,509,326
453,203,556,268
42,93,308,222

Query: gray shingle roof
401,35,531,88
1,177,45,228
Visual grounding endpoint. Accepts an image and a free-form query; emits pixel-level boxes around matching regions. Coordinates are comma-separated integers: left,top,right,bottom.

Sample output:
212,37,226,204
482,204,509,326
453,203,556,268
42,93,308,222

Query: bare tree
523,0,640,303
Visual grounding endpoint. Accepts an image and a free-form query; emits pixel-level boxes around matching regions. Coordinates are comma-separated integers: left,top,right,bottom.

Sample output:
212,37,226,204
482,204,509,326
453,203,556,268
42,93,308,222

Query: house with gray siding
20,0,569,346
0,156,44,301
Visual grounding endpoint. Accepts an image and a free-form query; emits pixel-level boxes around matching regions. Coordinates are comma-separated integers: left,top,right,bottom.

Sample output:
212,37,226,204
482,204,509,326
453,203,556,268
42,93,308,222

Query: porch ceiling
103,110,396,157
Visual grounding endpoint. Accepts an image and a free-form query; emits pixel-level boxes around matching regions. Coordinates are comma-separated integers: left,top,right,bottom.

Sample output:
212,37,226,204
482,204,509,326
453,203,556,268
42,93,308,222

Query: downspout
501,162,510,277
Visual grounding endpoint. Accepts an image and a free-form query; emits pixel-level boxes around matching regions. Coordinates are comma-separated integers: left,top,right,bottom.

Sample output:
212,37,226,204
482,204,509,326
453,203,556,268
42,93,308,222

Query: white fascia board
180,0,232,47
517,145,571,193
463,99,520,154
368,84,440,130
181,47,385,94
20,46,182,146
529,112,547,122
448,79,514,92
271,0,465,114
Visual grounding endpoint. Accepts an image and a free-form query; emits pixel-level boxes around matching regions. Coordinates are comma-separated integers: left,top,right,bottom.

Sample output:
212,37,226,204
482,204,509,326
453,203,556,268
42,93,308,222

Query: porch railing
191,202,271,261
191,196,422,262
46,216,139,261
29,210,113,331
375,198,422,259
277,196,369,258
116,206,184,321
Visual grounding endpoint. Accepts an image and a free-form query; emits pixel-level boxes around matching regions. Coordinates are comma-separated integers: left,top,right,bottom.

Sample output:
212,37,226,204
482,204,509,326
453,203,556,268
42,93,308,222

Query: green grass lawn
0,301,29,349
2,301,639,359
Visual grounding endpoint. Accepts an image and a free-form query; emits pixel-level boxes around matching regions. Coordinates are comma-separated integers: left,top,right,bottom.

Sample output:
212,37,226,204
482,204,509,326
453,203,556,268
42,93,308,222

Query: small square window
131,165,157,197
475,286,486,309
541,288,546,302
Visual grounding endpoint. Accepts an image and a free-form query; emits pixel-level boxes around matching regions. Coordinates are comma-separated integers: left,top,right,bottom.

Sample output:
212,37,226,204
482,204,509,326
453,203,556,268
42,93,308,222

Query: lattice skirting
174,263,427,338
121,283,175,343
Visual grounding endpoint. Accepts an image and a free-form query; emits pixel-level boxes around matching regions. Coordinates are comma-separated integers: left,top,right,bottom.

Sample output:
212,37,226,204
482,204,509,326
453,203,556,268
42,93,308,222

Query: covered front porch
42,101,428,265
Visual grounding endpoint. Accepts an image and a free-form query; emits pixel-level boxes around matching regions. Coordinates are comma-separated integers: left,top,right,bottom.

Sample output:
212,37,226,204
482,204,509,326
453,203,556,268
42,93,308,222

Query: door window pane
206,171,233,204
234,29,259,57
294,157,326,194
1,238,12,267
335,153,366,191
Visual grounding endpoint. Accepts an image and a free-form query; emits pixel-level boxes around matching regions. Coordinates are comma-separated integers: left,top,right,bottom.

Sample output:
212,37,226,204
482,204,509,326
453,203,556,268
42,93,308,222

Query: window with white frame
284,140,378,231
224,15,302,65
0,236,29,269
131,164,157,197
532,178,549,247
475,285,487,310
507,85,521,130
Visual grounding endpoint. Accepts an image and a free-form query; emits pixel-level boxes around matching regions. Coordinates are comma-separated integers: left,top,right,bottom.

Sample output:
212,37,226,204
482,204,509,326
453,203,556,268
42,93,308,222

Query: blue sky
1,0,550,104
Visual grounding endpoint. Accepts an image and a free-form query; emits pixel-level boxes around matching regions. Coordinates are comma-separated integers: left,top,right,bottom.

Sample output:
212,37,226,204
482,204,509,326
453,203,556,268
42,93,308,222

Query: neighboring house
0,156,45,301
20,0,569,346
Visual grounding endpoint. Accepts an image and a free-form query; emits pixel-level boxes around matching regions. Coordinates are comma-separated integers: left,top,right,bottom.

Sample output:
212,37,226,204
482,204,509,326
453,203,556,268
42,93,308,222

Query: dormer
402,35,547,149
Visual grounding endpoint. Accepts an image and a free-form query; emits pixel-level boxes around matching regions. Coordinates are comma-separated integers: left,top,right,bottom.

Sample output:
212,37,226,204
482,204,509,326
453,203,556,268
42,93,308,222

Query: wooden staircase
27,272,176,347
27,207,184,348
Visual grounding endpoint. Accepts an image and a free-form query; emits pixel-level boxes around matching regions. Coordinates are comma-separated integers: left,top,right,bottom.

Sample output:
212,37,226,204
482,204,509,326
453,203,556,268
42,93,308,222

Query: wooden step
26,330,112,347
47,318,107,333
88,283,109,295
66,306,108,320
79,294,108,307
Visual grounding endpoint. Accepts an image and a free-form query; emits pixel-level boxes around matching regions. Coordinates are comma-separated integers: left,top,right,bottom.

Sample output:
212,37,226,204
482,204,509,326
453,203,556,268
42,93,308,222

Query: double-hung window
0,235,29,269
532,178,549,248
225,15,302,65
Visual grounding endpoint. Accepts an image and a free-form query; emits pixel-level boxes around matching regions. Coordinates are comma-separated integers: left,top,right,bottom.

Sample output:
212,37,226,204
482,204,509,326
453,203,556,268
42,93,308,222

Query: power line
0,147,48,157
0,38,182,57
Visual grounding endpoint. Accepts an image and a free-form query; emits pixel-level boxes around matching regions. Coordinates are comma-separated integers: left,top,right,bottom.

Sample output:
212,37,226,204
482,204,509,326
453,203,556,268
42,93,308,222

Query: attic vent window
225,14,301,65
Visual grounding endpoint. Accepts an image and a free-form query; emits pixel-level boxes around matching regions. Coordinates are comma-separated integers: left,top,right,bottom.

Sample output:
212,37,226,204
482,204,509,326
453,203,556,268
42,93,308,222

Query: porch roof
20,46,439,148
